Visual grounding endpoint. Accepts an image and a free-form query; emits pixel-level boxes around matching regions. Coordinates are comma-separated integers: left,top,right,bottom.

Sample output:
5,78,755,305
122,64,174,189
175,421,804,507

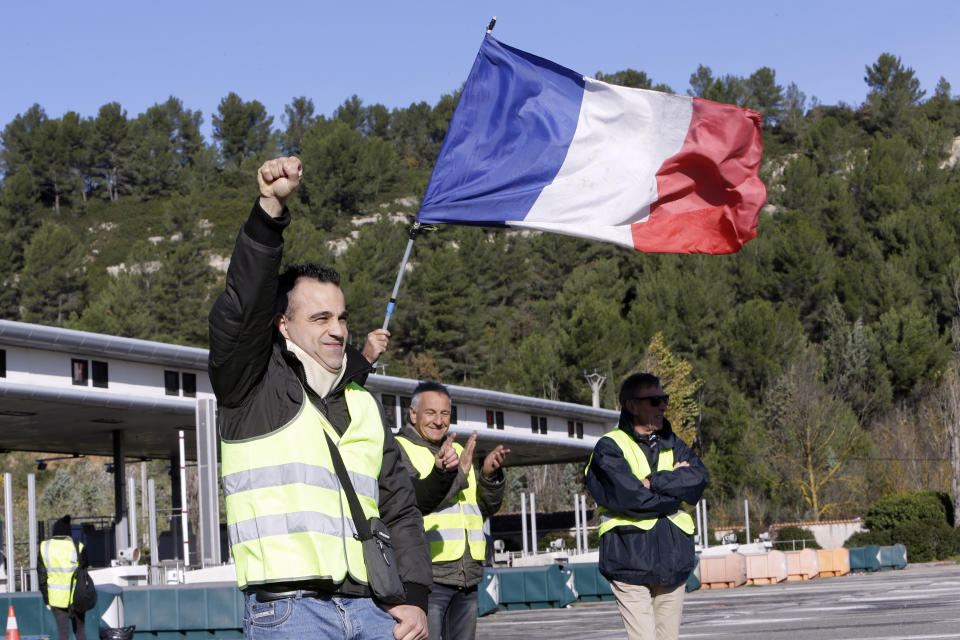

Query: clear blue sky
3,0,958,142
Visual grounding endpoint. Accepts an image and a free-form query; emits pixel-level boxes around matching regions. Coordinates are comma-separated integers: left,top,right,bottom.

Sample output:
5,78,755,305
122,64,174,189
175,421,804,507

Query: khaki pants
610,580,685,640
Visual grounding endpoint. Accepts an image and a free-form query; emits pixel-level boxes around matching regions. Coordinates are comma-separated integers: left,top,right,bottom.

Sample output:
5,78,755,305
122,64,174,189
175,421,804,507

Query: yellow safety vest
587,429,696,536
396,437,486,562
221,383,384,589
41,537,81,608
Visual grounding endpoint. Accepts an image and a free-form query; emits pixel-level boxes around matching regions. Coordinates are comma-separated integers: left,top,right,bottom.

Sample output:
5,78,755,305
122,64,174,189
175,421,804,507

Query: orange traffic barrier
699,552,747,589
5,605,19,640
745,550,788,585
784,548,819,581
817,547,851,578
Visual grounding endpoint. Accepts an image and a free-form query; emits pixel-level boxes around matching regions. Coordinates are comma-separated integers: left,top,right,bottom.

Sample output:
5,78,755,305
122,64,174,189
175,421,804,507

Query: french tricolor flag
416,35,767,254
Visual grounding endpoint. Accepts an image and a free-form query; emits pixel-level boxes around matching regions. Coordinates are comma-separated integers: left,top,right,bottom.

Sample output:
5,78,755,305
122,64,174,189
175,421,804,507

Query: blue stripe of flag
417,35,585,224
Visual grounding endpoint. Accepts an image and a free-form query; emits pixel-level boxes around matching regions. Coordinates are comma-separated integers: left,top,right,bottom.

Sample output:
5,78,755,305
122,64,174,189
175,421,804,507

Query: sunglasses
632,394,669,407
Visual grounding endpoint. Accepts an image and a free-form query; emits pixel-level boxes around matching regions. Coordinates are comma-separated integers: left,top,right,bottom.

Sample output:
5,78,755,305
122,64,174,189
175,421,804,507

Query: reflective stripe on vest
41,538,80,608
587,429,696,536
221,382,384,589
396,437,486,562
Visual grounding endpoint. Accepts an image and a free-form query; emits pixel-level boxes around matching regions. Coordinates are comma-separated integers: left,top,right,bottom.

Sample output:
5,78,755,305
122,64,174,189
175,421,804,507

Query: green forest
3,52,960,531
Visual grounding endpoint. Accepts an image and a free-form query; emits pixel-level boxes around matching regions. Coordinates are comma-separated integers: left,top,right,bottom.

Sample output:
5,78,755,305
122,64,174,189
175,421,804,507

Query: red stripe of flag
632,98,766,254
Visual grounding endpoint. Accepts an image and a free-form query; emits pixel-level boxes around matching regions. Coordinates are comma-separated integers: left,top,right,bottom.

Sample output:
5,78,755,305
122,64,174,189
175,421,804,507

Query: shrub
845,530,891,547
885,521,958,562
864,490,953,531
852,490,958,561
774,525,821,549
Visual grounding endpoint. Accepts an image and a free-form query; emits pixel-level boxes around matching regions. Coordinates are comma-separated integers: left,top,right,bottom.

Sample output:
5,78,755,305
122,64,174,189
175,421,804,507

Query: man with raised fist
209,157,431,640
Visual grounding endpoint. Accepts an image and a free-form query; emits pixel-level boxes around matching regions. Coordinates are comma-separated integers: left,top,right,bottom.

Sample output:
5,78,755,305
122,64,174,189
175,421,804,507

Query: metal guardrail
770,538,818,551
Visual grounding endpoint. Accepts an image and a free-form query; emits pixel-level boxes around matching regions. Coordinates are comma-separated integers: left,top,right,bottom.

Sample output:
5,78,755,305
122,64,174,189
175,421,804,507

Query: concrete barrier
0,585,120,640
784,548,819,581
479,570,500,616
816,548,850,577
744,550,788,585
848,545,881,572
121,582,243,637
700,553,746,589
685,556,701,592
878,544,908,570
566,563,615,602
494,565,577,610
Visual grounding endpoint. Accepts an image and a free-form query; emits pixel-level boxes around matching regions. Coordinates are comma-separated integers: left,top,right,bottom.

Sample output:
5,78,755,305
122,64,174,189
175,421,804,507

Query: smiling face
410,390,452,444
276,278,347,373
627,383,667,435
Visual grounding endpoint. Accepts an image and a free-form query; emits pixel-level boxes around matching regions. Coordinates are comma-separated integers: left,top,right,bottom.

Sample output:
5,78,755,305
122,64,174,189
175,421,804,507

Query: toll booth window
182,372,197,398
576,421,584,439
486,410,495,429
92,360,109,388
496,411,504,430
532,415,547,434
399,396,411,426
450,405,458,425
567,421,575,438
164,370,180,396
0,349,5,377
382,394,397,430
71,359,89,386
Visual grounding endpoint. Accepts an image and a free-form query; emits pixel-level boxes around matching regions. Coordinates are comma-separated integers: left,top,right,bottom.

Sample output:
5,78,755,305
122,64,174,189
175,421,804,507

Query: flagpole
379,16,494,334
381,223,422,331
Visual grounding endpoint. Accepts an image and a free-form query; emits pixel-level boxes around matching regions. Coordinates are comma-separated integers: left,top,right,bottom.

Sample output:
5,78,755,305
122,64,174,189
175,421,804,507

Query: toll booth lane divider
0,547,912,637
2,585,119,640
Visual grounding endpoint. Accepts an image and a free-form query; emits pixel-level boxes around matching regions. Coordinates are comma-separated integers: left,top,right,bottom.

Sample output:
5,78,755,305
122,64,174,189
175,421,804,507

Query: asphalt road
477,562,960,640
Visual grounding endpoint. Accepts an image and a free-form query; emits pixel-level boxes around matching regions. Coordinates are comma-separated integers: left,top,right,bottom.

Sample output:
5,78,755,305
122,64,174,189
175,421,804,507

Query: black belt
250,588,320,602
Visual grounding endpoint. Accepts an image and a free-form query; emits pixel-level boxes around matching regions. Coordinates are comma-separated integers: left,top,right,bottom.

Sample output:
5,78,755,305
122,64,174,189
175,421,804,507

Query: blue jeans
427,583,478,640
243,591,396,640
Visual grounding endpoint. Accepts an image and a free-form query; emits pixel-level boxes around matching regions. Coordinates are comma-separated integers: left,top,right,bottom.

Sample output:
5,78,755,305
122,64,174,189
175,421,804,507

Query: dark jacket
585,414,708,586
208,200,432,610
38,536,88,607
396,425,506,588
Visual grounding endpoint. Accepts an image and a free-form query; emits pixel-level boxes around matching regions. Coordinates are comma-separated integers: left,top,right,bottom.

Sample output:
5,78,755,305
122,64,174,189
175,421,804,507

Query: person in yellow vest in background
38,515,88,640
395,381,509,640
585,373,708,640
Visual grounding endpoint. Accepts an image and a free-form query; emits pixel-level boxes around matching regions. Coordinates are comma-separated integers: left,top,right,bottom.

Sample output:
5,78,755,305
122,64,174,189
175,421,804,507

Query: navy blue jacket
585,414,708,586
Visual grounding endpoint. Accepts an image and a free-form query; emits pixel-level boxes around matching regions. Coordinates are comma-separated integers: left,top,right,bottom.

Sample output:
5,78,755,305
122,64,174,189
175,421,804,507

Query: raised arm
207,157,301,407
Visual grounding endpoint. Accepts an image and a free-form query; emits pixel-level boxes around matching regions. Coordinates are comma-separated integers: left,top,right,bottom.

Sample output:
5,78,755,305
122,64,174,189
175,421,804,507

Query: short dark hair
619,372,661,407
275,263,341,315
410,380,450,411
52,514,72,536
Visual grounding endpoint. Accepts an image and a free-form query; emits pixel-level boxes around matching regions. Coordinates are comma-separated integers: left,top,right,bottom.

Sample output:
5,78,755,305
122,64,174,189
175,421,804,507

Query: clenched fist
257,156,302,217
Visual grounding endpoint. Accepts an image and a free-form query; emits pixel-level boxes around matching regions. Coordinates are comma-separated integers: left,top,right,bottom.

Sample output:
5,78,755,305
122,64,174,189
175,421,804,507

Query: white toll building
0,319,618,585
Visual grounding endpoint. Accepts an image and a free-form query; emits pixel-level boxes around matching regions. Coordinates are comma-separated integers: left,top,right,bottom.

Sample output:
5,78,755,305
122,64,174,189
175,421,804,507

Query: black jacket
208,200,432,610
585,414,708,586
396,425,506,588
